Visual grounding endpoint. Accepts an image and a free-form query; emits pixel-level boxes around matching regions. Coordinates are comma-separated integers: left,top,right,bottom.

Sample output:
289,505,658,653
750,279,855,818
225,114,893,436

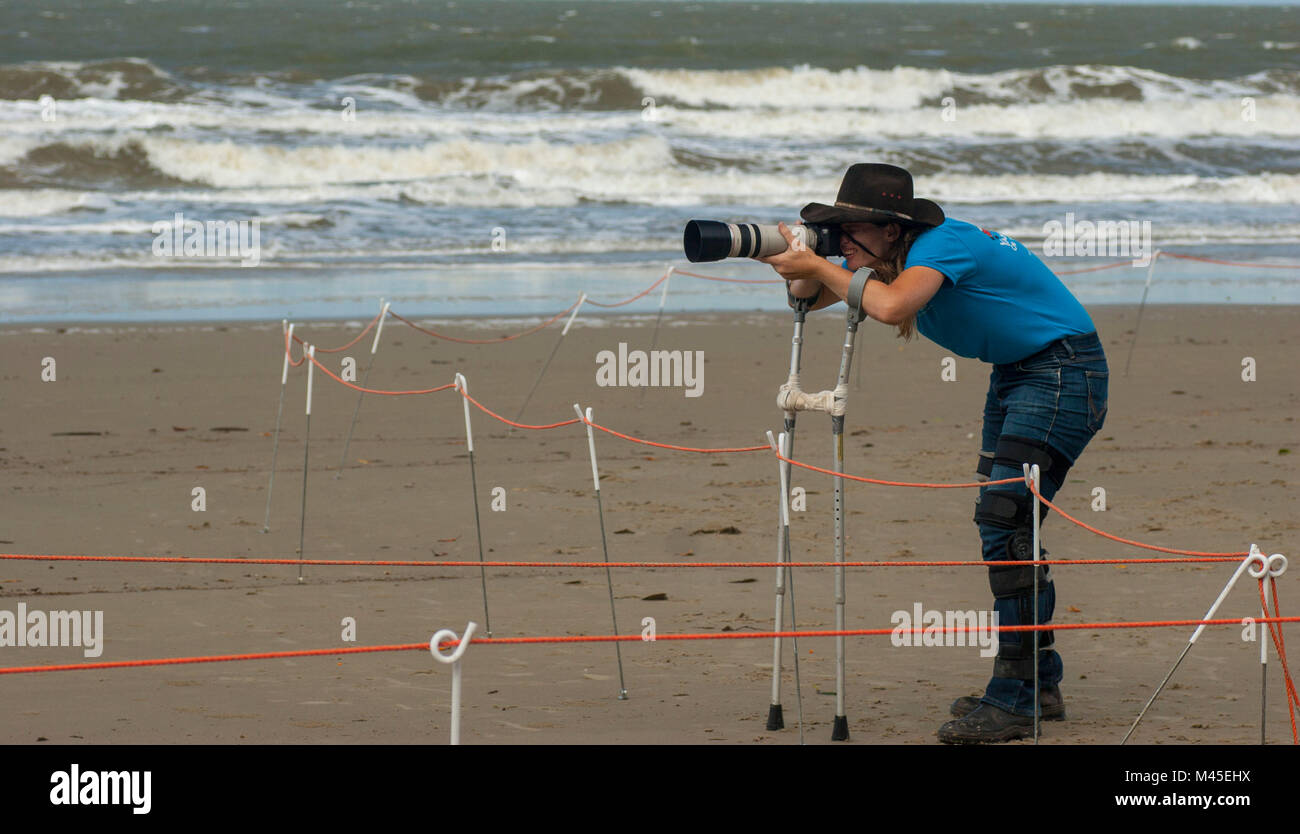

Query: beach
2,0,1298,755
1,303,1295,744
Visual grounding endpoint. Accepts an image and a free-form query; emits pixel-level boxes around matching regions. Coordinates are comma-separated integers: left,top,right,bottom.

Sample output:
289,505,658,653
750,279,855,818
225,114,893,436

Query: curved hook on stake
281,323,295,383
430,622,478,745
454,373,473,452
1247,551,1286,745
1123,543,1274,743
574,404,600,492
370,300,391,354
1247,552,1287,580
430,621,478,663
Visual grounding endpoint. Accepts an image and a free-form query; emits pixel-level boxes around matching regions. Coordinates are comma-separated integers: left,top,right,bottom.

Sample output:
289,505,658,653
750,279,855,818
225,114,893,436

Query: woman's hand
755,222,837,307
753,222,834,284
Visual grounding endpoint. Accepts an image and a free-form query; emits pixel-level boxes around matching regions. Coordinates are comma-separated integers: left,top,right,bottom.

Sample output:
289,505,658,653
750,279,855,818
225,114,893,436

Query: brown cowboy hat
801,163,944,228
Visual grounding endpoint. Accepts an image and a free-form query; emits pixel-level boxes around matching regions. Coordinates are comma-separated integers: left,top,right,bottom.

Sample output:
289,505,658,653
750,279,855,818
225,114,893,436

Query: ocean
1,0,1297,322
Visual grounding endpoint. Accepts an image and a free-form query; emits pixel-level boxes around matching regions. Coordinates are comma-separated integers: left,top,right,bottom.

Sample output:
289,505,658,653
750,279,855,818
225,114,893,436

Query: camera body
683,219,843,263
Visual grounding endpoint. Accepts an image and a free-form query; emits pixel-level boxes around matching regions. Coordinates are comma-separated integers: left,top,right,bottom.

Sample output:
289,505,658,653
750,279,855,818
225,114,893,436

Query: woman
757,163,1109,744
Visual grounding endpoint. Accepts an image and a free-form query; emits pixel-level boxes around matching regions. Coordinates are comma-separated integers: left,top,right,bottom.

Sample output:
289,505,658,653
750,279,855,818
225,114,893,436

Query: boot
937,703,1037,744
949,684,1065,720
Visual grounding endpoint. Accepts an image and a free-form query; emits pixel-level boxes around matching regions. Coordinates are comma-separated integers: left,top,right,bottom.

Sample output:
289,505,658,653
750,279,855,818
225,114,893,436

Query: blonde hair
870,225,923,341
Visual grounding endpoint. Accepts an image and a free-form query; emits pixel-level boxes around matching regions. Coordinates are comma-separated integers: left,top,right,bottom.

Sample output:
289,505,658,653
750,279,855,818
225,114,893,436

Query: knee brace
974,434,1074,496
975,488,1047,578
975,487,1057,679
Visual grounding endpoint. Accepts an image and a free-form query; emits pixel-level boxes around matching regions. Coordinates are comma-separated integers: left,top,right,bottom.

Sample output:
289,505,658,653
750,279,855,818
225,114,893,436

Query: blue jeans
976,332,1108,716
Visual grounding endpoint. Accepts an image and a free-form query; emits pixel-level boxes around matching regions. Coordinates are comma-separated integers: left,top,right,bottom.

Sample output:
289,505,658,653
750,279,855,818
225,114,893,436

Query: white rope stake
430,621,478,745
563,292,587,337
639,267,673,407
511,292,586,429
455,373,492,638
297,345,315,584
337,298,390,477
263,320,293,533
1260,575,1269,744
1024,462,1042,745
574,403,628,700
1247,552,1288,744
1122,543,1271,743
1124,249,1162,376
371,300,391,354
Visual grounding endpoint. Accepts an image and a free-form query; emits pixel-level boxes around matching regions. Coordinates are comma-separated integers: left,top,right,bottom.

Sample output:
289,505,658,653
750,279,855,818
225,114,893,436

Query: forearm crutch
774,270,871,742
766,295,811,733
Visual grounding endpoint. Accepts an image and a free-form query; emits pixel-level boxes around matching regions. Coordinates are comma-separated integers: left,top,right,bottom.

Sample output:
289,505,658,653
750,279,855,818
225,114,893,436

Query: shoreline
2,301,1299,332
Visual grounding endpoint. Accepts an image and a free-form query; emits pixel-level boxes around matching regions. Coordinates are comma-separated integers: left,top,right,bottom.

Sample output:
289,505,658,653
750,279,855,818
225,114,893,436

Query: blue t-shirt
904,219,1095,364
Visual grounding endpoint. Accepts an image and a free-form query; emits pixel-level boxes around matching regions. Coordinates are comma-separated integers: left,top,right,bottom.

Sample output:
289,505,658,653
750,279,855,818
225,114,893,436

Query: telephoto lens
683,220,841,262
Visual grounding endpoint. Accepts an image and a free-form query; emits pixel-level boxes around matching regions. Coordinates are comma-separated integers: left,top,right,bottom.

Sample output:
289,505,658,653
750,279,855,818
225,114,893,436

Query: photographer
757,163,1109,744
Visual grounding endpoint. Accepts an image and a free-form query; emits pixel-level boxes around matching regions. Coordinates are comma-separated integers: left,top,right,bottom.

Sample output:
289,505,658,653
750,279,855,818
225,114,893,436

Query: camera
683,220,843,263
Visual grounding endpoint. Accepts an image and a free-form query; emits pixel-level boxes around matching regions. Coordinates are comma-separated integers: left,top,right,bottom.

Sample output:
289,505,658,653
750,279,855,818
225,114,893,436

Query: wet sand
0,304,1296,744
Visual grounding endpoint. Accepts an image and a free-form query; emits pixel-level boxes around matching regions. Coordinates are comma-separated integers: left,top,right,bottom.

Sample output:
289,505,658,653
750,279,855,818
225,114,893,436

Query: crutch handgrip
777,383,831,413
777,380,849,416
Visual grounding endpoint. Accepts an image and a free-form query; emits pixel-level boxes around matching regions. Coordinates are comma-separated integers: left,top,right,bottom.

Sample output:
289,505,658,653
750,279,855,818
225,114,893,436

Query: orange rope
775,448,1022,489
388,302,578,344
287,250,1300,363
0,553,1244,568
0,643,427,675
1259,578,1299,744
457,389,582,430
584,271,669,308
1042,251,1300,276
291,309,383,354
1053,261,1137,275
1161,252,1300,270
271,327,1263,567
586,418,769,453
443,617,1300,645
306,350,455,396
284,327,306,367
672,268,785,284
1029,481,1247,558
5,617,1298,676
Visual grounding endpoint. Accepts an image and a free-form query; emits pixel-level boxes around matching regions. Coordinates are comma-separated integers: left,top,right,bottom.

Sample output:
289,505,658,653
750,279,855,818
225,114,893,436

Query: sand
0,304,1296,745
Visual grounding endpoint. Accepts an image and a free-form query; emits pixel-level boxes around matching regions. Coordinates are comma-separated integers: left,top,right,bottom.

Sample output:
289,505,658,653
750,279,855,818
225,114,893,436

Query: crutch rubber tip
831,715,849,741
766,703,785,731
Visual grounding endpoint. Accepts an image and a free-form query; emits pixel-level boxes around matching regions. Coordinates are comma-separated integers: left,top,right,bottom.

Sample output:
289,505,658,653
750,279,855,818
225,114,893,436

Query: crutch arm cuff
787,283,824,311
846,268,873,322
